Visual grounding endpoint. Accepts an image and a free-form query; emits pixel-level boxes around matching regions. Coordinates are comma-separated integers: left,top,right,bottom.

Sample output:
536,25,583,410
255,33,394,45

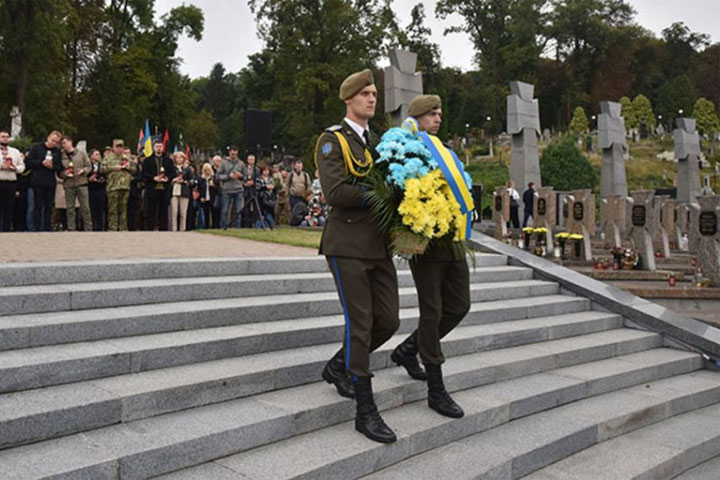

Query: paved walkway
0,232,316,263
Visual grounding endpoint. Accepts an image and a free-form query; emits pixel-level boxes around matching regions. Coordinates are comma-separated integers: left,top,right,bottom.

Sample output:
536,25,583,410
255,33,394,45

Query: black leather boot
321,348,354,399
354,376,397,443
390,330,427,380
425,363,464,418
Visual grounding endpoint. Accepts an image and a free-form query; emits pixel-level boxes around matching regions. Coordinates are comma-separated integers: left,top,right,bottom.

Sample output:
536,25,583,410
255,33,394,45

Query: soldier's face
113,145,124,156
347,85,377,120
418,108,442,135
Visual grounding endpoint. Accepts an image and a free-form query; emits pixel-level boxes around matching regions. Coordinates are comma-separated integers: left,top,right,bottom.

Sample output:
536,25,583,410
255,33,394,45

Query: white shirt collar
343,117,369,144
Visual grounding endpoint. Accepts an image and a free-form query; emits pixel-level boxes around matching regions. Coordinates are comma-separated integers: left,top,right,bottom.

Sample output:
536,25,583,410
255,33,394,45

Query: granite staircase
0,253,718,479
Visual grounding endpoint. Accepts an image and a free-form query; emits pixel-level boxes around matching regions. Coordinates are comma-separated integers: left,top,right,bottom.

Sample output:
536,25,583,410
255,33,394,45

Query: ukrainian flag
143,119,152,157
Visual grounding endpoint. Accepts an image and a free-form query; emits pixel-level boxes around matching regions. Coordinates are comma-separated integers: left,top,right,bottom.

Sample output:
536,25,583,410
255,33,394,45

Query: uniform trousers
326,256,399,378
107,189,129,231
409,258,471,365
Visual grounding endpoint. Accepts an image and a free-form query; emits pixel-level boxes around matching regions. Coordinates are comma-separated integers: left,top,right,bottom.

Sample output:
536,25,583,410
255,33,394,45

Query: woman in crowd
169,152,193,231
255,163,276,228
196,162,217,229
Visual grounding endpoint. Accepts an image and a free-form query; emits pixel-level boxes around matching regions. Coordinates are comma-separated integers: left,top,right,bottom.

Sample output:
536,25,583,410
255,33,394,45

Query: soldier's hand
115,165,122,171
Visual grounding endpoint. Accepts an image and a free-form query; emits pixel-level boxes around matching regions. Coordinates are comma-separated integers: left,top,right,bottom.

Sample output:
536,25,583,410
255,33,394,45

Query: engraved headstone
674,118,702,205
659,197,682,251
600,195,628,247
533,187,556,250
650,195,671,258
493,186,510,240
564,189,594,260
384,49,423,127
598,102,628,197
695,196,720,286
507,81,542,213
627,191,656,270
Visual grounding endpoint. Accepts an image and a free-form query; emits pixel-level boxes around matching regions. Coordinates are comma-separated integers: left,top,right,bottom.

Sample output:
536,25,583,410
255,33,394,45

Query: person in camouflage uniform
101,139,136,231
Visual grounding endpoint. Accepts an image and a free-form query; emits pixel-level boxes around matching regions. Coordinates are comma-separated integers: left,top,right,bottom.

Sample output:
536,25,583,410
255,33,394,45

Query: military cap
408,95,442,117
339,69,374,100
112,139,124,147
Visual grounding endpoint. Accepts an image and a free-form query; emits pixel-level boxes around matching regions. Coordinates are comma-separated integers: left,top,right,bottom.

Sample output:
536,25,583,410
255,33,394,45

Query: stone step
0,254,509,287
525,402,720,479
0,311,623,447
361,371,720,480
0,265,531,316
674,454,720,480
0,298,609,395
158,353,712,480
0,280,562,352
0,340,688,480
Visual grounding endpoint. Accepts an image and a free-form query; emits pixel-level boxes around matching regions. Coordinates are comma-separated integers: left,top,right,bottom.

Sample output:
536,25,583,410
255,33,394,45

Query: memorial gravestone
674,118,702,205
659,197,681,250
627,191,656,270
598,101,628,198
533,187,556,250
384,49,423,127
507,81,541,213
600,195,628,247
695,196,720,286
493,186,510,240
564,189,594,261
650,195,671,258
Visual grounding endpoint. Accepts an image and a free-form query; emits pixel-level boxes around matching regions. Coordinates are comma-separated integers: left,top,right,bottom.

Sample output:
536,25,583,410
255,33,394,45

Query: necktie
363,130,370,146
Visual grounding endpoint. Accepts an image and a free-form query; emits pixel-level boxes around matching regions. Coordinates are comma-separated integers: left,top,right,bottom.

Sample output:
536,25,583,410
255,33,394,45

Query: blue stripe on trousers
330,256,352,376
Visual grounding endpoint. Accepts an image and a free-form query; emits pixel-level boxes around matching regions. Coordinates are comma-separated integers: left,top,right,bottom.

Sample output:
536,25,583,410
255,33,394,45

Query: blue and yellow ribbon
417,132,474,239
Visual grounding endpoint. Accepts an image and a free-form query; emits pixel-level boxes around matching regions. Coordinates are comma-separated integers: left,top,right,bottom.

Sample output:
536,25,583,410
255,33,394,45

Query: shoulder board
325,125,343,133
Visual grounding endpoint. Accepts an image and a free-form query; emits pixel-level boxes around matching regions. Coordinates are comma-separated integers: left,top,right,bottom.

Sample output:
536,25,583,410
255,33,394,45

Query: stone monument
600,195,628,247
598,101,628,198
564,189,595,261
674,118,702,205
533,187,556,250
626,191,656,270
384,49,423,127
650,195,671,258
694,196,720,286
10,106,21,139
659,197,681,251
507,81,541,213
493,186,510,240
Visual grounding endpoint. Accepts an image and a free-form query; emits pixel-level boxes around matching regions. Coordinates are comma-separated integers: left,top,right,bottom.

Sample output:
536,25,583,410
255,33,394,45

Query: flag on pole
143,119,153,158
137,128,144,156
185,143,190,162
162,128,170,154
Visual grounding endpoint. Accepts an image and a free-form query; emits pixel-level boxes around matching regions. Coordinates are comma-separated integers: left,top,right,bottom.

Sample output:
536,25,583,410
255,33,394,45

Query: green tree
656,75,697,127
185,111,219,151
540,136,596,190
619,96,637,128
692,98,720,136
631,94,655,128
393,4,441,90
569,106,589,135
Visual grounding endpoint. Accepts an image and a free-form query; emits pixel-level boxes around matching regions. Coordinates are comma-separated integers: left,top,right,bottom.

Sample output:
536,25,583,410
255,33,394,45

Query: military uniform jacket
100,153,137,192
316,120,389,260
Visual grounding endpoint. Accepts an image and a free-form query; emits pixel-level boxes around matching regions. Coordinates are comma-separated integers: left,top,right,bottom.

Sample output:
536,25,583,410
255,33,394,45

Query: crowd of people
0,129,328,232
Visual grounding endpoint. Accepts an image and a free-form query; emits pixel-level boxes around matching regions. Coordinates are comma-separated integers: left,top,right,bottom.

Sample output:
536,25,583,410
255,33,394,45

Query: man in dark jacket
522,182,536,227
143,140,175,231
25,131,62,231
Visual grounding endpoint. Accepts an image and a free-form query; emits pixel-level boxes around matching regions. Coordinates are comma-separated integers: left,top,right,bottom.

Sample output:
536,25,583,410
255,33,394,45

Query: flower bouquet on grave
555,232,570,259
522,227,534,250
569,233,584,258
364,122,474,261
533,227,548,256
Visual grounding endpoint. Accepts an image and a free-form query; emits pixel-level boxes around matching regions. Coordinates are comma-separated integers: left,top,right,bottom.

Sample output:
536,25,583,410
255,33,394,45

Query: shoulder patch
321,142,333,157
325,125,343,132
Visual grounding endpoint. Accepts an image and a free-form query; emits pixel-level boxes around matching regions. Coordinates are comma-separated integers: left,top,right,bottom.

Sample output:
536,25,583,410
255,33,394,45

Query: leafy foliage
692,98,720,136
541,136,597,191
569,107,589,135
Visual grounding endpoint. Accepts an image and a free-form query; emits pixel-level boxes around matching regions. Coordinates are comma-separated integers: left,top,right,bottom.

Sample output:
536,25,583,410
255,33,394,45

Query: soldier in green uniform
316,69,399,444
390,95,470,418
101,139,136,231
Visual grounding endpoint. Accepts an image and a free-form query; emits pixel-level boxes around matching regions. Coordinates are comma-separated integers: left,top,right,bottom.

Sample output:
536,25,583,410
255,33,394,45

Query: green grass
199,226,322,249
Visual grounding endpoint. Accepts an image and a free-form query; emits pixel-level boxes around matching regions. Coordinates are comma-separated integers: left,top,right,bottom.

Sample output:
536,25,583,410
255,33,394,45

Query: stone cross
694,196,720,286
650,195,672,258
493,186,510,240
507,81,542,213
600,195,628,247
564,189,595,260
384,49,423,127
659,197,681,252
674,118,702,205
10,106,21,139
598,101,628,198
533,186,556,250
626,191,656,270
